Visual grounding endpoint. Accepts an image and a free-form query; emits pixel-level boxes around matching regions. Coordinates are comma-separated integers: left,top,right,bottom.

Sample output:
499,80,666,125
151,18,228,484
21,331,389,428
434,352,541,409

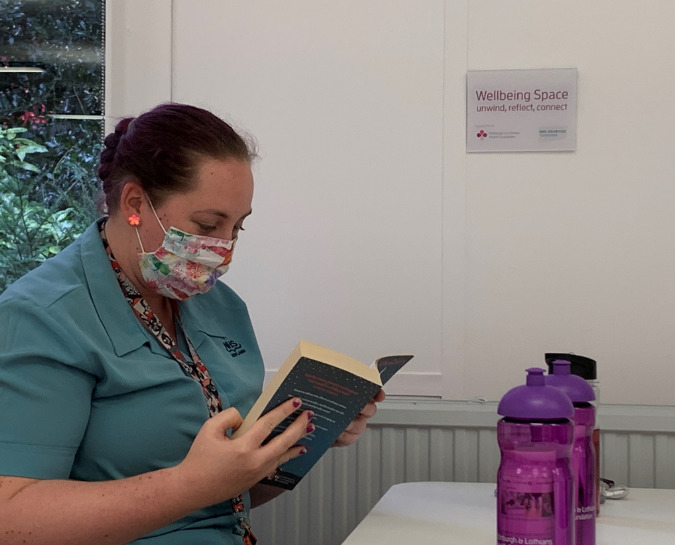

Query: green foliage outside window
0,0,104,292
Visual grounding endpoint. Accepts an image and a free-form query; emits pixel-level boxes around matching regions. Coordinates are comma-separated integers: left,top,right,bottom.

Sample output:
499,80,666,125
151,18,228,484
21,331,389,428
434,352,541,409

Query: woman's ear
119,180,145,219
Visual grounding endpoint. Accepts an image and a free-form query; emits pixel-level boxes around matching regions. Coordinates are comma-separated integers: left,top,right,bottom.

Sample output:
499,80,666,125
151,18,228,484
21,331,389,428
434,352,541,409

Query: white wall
107,0,675,405
104,0,172,130
462,0,675,405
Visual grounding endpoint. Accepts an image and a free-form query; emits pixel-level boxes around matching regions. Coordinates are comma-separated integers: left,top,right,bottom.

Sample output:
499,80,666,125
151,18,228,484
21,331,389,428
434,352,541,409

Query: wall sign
466,68,577,152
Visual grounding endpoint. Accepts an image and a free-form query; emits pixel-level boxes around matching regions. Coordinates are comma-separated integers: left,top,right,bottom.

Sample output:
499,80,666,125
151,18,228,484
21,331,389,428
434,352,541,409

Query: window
0,0,105,292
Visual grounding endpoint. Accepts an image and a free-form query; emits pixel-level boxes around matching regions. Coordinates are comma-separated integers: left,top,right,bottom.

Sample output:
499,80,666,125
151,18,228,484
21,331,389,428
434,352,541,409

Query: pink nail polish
299,447,307,455
293,399,301,408
306,424,315,434
307,410,315,420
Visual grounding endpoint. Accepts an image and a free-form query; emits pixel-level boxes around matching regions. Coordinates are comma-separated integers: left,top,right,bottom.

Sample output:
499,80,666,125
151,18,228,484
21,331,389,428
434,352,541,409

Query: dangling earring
128,214,141,227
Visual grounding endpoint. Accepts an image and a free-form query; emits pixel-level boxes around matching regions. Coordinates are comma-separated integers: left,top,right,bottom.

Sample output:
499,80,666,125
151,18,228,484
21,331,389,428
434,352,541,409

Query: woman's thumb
210,407,244,436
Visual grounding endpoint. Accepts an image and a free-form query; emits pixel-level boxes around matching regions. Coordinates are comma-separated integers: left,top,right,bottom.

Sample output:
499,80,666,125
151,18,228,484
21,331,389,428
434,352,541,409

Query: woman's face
142,157,254,250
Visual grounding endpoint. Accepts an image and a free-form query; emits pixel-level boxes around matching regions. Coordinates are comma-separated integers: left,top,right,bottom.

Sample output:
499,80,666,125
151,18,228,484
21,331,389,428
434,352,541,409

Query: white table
342,482,675,544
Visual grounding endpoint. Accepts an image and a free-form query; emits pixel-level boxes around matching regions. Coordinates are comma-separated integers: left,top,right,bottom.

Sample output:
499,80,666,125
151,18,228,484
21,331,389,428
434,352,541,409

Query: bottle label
498,480,555,545
573,441,596,545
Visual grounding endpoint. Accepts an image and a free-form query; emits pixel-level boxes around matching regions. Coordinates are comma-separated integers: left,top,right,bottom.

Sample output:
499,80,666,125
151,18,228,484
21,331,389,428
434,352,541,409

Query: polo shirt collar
80,220,164,357
179,294,230,350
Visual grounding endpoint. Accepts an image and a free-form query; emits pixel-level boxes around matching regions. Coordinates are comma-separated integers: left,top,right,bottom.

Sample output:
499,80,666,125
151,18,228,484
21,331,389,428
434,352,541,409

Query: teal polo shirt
0,220,265,544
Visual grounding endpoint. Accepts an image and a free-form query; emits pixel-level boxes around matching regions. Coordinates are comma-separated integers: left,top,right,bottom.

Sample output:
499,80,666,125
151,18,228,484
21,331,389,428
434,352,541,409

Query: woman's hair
98,103,256,213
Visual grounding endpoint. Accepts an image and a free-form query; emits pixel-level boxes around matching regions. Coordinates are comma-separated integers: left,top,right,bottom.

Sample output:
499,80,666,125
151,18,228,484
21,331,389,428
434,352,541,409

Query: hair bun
97,117,135,183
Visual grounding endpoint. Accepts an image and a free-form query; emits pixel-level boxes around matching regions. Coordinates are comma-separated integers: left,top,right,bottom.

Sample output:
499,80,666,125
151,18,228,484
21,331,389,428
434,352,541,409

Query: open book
231,339,413,490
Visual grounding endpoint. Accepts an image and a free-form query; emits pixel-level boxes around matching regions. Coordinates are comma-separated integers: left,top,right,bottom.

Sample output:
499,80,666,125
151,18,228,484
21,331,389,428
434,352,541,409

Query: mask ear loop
147,196,168,235
134,227,146,253
135,194,168,253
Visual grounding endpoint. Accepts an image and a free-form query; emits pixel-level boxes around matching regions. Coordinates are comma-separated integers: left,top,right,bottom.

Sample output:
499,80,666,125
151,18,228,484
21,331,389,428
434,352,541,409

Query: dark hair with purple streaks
97,103,256,213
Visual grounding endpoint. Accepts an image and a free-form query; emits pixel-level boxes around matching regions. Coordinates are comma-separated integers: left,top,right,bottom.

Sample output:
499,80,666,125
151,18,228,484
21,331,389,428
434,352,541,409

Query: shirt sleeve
0,299,96,479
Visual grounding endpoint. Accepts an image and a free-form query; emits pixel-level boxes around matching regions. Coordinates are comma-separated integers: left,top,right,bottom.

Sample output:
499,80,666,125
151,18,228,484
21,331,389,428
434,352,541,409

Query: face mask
136,199,236,300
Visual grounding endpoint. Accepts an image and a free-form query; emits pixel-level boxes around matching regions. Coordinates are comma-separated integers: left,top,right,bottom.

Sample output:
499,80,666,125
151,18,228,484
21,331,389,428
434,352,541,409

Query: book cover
232,340,413,490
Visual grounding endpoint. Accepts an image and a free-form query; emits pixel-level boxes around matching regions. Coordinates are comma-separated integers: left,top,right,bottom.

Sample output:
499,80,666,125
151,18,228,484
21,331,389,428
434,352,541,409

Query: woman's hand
333,389,386,447
176,397,312,508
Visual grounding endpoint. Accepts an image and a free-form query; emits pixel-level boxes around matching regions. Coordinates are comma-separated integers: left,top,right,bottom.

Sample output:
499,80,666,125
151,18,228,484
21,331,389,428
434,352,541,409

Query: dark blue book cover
260,356,382,489
233,340,413,490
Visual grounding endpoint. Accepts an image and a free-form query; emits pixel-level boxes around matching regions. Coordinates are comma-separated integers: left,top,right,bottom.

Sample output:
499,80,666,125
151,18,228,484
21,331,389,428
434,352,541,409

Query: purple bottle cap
545,360,596,403
498,367,574,420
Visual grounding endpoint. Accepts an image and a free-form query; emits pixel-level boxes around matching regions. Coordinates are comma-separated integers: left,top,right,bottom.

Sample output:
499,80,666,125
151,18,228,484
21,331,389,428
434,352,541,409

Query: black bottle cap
545,353,597,381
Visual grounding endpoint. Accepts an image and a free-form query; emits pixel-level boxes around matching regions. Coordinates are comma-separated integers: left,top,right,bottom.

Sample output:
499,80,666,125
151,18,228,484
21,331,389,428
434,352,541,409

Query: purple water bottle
546,352,600,516
546,360,596,545
497,368,575,545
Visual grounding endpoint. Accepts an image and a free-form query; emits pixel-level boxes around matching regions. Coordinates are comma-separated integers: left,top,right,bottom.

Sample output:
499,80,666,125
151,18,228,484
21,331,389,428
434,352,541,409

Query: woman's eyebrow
196,209,253,220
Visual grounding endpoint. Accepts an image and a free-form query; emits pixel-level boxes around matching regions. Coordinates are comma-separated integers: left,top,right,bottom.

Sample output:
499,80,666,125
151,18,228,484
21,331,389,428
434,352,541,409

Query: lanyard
99,219,257,544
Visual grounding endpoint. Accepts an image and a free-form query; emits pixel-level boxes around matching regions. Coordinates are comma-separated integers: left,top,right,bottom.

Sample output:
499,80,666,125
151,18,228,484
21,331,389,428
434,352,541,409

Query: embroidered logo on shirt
223,339,246,358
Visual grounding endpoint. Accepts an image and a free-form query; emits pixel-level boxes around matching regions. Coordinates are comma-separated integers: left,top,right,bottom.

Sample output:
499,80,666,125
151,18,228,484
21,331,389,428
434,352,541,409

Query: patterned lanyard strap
98,219,257,544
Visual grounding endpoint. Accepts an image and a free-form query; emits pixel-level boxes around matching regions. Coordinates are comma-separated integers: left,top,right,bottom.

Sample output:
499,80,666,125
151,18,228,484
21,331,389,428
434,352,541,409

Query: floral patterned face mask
136,199,236,300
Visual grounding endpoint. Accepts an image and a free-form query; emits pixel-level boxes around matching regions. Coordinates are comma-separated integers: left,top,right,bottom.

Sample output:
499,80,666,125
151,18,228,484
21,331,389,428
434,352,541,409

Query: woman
0,103,383,544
